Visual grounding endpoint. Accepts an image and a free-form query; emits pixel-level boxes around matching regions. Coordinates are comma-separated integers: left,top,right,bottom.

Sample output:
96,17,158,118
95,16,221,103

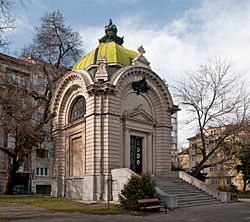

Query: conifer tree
119,174,158,210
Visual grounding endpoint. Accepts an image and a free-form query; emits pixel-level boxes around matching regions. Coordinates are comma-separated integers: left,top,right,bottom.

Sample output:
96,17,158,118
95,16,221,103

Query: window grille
69,96,86,123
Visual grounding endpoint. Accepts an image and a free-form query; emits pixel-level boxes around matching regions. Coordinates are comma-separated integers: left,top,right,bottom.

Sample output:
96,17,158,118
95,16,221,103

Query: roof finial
107,19,113,27
132,45,150,68
99,19,124,45
138,45,145,55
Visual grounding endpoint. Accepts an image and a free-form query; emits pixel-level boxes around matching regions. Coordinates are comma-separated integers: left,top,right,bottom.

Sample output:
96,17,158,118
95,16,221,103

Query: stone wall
51,65,176,200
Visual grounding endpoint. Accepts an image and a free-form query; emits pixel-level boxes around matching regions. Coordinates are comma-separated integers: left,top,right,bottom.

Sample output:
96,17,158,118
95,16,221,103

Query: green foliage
217,184,239,200
119,174,158,210
235,144,250,190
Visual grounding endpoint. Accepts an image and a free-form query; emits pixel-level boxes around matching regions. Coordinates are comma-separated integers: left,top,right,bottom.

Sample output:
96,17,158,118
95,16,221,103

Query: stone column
124,128,130,168
147,132,153,174
51,129,66,197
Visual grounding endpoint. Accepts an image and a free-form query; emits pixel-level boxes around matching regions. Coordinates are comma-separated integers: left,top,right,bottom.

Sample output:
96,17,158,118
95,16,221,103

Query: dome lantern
72,20,138,72
99,19,124,45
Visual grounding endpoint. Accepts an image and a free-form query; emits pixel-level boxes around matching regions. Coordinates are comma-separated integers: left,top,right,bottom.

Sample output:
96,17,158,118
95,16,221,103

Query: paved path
1,200,250,222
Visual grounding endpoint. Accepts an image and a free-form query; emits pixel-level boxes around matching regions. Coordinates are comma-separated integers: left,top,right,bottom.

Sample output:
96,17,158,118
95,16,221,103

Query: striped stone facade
51,59,177,201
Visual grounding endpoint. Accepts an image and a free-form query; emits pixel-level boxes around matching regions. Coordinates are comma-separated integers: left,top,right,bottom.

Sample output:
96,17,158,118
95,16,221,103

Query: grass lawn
0,195,125,215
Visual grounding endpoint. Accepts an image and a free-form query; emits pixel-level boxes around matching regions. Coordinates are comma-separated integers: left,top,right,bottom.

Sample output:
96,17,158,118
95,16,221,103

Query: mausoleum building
51,20,178,201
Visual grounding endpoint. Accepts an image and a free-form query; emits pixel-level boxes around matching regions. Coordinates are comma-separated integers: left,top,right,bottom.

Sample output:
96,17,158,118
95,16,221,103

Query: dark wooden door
130,136,143,174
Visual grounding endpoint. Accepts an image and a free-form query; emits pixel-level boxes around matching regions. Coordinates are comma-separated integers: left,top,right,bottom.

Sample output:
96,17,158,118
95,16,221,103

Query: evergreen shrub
119,173,158,210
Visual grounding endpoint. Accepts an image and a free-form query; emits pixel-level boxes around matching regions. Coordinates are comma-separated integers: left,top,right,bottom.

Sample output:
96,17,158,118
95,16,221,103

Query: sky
6,0,250,148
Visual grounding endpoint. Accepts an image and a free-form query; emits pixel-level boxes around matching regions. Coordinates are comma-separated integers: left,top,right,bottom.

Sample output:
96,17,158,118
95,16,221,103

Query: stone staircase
154,173,222,208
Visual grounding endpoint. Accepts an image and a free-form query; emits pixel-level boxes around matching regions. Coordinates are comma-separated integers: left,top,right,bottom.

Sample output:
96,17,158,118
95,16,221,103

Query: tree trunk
3,168,15,194
191,163,203,177
190,164,207,182
3,160,19,195
243,180,247,192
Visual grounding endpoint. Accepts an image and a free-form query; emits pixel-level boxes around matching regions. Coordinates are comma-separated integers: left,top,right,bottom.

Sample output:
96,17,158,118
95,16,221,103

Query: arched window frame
69,96,86,123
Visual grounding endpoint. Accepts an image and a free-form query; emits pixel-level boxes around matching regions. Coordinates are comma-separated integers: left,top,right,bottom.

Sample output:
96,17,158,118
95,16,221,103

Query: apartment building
178,126,248,190
0,53,55,194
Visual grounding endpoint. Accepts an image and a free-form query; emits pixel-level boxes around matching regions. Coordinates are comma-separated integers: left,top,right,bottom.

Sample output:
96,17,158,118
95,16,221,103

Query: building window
9,72,26,86
172,143,177,150
36,167,49,176
210,140,216,147
211,177,219,185
191,143,197,149
36,185,51,195
36,168,39,175
220,164,224,170
171,130,177,137
69,96,86,123
172,156,177,163
36,76,46,86
191,155,196,162
36,149,48,158
4,133,15,149
209,166,217,172
226,177,232,185
171,116,177,124
211,130,216,137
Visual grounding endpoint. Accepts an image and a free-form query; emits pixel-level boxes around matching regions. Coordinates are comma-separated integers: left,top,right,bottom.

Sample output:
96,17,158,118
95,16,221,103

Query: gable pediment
123,105,156,125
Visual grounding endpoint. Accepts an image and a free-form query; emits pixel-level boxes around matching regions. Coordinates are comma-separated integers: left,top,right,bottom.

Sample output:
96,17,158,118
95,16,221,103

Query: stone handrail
156,187,178,209
111,168,178,209
179,171,231,202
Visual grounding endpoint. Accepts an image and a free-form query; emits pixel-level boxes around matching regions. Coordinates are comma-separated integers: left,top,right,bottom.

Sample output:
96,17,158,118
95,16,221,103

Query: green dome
73,20,138,71
72,42,138,71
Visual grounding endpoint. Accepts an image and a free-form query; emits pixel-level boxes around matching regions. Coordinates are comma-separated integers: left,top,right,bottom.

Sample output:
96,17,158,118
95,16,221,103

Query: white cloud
7,16,34,52
6,0,49,52
79,0,250,148
79,26,103,53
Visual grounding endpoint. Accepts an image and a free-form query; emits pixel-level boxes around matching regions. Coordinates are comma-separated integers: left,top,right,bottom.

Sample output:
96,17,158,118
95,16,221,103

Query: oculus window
69,96,86,123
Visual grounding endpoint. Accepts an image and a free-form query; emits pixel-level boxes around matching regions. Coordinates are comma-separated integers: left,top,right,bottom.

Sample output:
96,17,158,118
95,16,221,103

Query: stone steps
178,195,217,201
154,175,221,208
178,199,222,208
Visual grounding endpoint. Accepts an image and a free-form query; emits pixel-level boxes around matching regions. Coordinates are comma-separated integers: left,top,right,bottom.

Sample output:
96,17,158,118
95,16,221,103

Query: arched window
69,96,86,123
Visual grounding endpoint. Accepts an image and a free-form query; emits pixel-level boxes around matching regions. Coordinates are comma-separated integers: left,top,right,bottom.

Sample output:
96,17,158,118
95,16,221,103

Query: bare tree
22,10,83,68
22,10,83,119
0,0,15,48
0,0,27,48
0,10,83,194
174,57,249,177
0,71,45,194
